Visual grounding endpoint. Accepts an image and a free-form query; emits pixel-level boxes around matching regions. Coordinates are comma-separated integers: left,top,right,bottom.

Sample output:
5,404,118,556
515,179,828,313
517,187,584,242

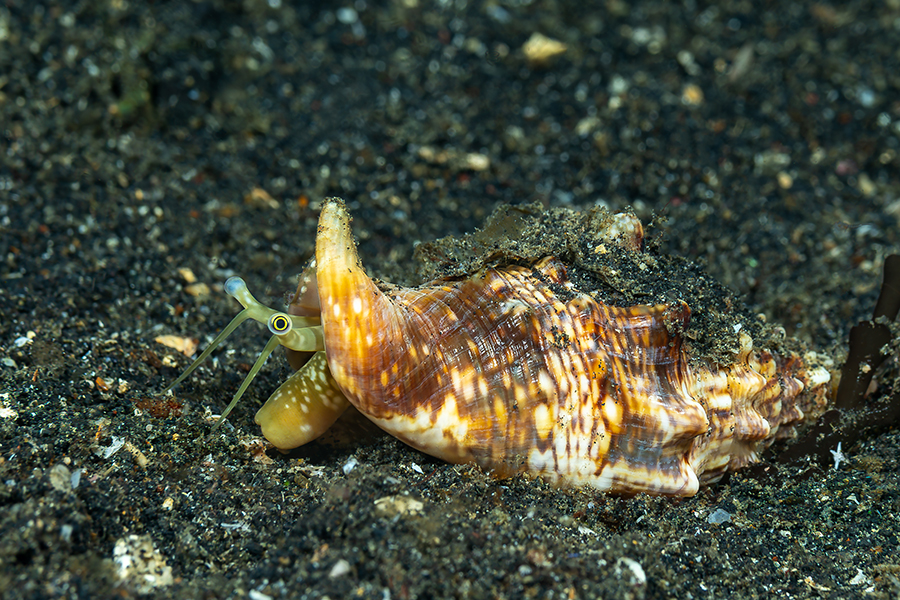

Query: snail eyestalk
224,277,324,345
267,312,326,352
165,276,326,428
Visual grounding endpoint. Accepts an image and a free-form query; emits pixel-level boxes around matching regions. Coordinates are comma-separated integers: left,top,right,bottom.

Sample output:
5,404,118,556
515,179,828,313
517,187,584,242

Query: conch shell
166,198,832,496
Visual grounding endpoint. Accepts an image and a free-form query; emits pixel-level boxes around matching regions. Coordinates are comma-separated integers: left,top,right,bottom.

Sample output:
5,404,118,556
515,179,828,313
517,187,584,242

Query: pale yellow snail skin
162,270,349,449
167,198,832,496
252,351,350,449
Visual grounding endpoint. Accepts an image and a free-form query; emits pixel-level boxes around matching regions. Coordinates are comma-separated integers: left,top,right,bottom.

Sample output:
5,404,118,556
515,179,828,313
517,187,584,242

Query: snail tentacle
213,334,281,428
165,276,327,429
225,276,322,334
162,308,254,395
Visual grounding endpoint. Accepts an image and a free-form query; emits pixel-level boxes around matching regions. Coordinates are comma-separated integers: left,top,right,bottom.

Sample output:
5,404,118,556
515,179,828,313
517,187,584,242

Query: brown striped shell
172,198,833,496
314,199,831,494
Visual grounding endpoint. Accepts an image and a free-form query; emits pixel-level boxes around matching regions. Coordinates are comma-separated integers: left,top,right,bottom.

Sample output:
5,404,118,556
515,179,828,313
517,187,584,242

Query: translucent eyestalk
164,276,324,428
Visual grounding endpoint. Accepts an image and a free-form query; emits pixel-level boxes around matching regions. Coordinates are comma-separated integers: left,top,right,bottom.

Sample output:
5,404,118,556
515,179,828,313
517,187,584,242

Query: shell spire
315,198,411,413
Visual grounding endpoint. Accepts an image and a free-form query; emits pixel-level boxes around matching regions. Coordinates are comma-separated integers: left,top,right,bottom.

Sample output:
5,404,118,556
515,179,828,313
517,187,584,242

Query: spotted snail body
167,198,832,496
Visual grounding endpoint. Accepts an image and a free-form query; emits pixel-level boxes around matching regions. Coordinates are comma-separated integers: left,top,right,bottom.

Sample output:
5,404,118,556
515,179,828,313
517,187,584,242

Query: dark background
1,1,898,598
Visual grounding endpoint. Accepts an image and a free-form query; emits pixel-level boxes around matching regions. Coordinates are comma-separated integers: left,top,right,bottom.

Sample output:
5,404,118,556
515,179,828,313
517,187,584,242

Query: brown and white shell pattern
292,198,832,496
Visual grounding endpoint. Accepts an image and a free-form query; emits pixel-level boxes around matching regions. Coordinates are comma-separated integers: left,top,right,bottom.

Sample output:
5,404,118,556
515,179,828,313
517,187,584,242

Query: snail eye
268,313,293,336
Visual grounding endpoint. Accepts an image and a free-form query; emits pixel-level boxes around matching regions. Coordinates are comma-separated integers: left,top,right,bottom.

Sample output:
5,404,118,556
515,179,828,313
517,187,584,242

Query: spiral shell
268,199,828,495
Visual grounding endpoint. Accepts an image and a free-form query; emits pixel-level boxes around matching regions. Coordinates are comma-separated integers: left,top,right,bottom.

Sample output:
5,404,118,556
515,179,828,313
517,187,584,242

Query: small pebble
342,457,359,475
154,335,199,357
113,535,173,593
328,559,351,579
374,495,424,518
681,83,704,105
707,508,733,524
178,267,197,283
465,153,490,171
101,436,125,459
60,524,74,543
244,187,279,208
49,463,72,492
777,171,793,189
522,33,566,68
185,282,211,297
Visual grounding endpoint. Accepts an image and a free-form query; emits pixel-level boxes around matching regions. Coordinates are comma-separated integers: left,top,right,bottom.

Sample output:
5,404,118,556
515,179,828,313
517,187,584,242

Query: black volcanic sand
2,1,899,598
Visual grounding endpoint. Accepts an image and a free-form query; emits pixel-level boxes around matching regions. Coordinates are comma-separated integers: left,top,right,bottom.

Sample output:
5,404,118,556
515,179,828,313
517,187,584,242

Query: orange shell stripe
314,198,831,496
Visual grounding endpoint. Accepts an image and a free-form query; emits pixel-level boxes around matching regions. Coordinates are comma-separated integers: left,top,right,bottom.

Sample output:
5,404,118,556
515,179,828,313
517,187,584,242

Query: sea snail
166,198,832,496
